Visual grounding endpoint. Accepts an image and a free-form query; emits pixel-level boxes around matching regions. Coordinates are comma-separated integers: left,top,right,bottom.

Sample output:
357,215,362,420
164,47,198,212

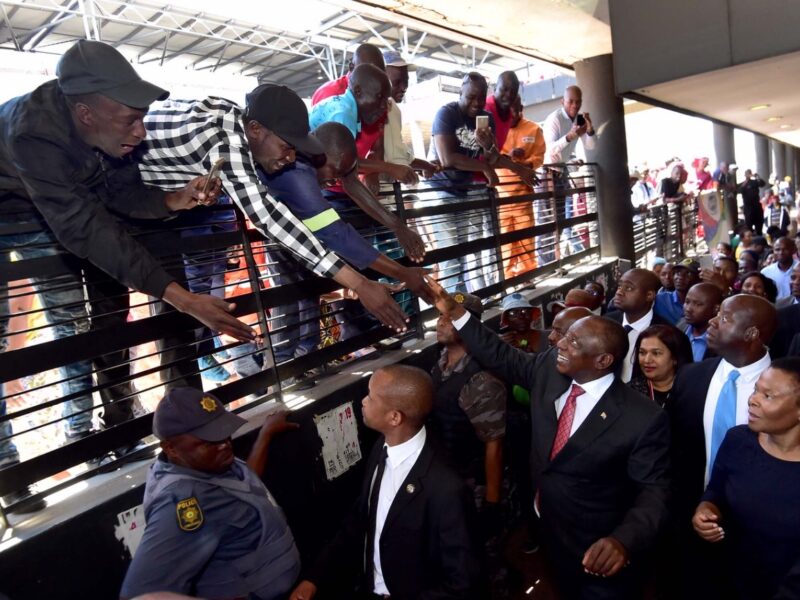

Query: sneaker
199,355,230,382
1,486,46,514
283,373,315,391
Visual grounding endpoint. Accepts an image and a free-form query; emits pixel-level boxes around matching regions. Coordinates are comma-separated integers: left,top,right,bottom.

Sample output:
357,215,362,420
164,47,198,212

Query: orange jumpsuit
498,118,545,279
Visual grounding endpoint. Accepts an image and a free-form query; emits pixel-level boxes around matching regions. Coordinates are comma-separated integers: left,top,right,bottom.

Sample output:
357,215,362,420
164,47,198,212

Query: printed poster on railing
314,401,362,481
697,189,731,248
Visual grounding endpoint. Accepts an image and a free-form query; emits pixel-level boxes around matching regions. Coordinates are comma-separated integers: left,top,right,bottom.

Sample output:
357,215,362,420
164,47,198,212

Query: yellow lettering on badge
176,497,204,532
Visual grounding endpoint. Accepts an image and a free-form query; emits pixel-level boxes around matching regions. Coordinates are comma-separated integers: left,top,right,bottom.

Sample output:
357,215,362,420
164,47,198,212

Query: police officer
120,388,300,600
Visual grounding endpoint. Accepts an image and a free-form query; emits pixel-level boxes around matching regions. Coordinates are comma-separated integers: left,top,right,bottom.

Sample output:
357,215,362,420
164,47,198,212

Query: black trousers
84,226,201,428
743,200,764,235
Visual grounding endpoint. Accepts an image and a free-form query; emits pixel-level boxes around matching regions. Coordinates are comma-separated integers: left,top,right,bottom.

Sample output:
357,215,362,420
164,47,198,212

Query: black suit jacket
458,317,670,565
307,434,482,600
772,303,800,358
665,357,722,522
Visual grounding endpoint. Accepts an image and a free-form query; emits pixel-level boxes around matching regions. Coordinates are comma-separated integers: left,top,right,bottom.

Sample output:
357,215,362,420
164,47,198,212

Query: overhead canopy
0,0,568,98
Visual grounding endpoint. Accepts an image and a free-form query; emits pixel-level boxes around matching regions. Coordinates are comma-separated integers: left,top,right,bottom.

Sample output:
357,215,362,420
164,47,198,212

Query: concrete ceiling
634,51,800,147
340,0,613,66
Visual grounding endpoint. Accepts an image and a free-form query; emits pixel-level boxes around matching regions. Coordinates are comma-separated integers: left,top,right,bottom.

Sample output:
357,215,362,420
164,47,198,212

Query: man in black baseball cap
137,81,411,334
121,387,302,599
57,39,169,109
0,39,252,499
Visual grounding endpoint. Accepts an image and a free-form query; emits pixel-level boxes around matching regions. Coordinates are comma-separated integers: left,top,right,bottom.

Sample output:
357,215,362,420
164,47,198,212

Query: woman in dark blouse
629,324,693,407
693,358,800,600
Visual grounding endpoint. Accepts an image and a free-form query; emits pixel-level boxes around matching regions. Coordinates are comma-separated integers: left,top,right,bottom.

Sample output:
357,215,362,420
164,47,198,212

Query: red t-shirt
484,95,512,151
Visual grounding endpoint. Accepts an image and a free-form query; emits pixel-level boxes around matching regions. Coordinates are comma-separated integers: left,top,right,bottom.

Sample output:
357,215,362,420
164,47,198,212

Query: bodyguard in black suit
666,294,777,597
290,364,482,600
605,268,669,382
427,277,670,599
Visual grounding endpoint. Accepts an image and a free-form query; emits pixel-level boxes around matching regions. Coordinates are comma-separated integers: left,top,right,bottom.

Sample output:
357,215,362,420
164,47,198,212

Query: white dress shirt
701,351,771,484
761,260,798,300
543,107,596,164
621,309,654,383
631,180,656,208
372,426,427,594
452,311,614,433
555,373,615,434
382,99,414,166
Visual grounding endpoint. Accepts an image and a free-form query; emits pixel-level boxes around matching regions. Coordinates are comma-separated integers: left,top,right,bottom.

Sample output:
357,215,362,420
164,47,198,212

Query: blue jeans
0,229,94,464
179,205,236,357
425,189,498,294
266,251,321,363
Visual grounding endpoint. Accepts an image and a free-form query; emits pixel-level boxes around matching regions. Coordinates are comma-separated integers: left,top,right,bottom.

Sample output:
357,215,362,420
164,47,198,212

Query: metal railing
0,163,600,513
633,197,701,268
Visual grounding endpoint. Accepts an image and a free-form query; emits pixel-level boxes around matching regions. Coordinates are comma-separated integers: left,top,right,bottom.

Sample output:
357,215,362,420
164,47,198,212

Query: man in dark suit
666,294,777,597
290,364,482,600
426,277,670,599
771,263,800,356
605,268,668,382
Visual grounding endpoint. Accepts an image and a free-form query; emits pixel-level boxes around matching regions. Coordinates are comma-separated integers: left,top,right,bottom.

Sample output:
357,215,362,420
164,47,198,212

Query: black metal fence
633,198,701,268
0,163,600,514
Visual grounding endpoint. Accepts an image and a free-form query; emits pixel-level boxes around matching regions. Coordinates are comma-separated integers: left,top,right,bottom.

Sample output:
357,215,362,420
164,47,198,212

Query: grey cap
153,388,246,442
57,40,169,109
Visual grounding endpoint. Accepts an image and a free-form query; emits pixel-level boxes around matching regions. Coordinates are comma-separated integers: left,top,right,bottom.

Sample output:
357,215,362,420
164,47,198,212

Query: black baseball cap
57,40,168,109
245,84,324,156
153,388,247,443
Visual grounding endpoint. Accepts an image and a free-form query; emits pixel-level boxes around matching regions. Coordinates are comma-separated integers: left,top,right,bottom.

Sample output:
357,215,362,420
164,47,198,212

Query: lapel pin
405,483,416,494
600,412,607,420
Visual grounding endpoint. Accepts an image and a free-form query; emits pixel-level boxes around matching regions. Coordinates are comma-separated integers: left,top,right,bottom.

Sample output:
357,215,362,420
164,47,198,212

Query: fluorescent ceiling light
766,116,783,122
749,104,770,111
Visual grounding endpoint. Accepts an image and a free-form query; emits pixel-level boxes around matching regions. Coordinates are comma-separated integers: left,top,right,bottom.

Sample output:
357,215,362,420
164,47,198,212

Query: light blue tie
710,370,740,471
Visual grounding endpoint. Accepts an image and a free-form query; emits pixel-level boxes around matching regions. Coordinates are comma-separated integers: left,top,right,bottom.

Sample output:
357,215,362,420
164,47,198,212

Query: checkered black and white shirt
139,97,345,278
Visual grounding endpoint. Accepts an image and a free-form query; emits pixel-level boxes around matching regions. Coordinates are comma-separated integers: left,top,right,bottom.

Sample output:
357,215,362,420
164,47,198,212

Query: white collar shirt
702,351,771,484
543,106,596,164
761,260,799,300
620,309,654,383
372,426,427,594
555,373,615,435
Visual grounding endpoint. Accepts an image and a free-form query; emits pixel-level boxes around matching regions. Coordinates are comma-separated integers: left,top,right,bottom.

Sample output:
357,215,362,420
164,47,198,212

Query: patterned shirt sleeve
140,99,346,279
458,371,507,441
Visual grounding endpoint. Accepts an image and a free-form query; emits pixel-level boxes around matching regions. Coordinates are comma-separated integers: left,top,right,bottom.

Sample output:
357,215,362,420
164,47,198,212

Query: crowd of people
0,35,596,511
1,33,799,600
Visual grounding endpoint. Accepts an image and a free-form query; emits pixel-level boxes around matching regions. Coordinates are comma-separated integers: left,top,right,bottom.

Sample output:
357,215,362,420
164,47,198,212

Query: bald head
494,71,519,111
557,316,628,380
689,282,723,305
708,294,778,361
562,85,583,119
614,268,661,315
349,64,390,125
351,43,385,71
587,316,629,367
729,294,778,343
548,306,592,347
375,364,433,425
313,121,356,161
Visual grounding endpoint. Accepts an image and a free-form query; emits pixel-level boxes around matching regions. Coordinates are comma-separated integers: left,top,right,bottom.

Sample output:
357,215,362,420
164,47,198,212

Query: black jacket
457,317,670,567
307,434,483,600
0,80,174,297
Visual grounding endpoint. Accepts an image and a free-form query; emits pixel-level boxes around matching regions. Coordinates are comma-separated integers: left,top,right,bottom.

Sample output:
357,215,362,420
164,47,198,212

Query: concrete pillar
713,123,737,223
795,148,800,191
755,135,770,181
771,139,785,181
785,144,795,188
574,54,634,261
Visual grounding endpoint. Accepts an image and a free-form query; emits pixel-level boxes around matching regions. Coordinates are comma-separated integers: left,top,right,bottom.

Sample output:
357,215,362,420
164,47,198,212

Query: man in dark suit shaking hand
290,364,482,600
426,277,670,599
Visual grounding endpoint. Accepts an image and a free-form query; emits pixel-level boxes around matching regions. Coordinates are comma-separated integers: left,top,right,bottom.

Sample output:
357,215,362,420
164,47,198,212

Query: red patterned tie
549,384,584,460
